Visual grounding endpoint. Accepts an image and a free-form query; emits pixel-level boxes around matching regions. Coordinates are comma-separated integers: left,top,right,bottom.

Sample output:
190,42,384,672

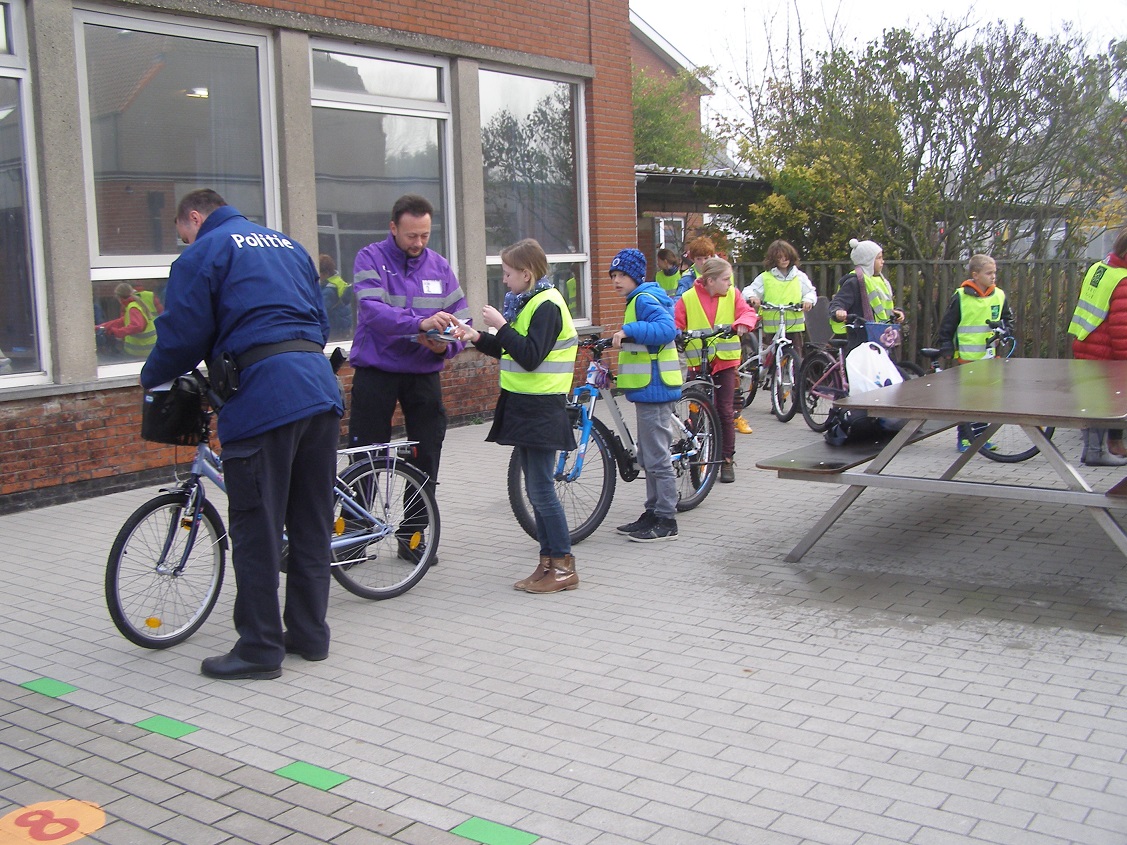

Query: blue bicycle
507,336,721,544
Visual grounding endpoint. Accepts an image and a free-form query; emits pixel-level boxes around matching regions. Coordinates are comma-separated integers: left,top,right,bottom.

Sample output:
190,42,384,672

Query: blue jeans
518,446,571,556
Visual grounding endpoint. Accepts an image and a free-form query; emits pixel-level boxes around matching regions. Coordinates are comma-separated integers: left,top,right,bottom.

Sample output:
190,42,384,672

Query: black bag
141,376,206,446
824,408,889,447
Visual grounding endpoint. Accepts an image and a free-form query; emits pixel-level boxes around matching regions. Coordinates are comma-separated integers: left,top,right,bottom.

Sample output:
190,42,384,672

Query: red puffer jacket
1073,272,1127,361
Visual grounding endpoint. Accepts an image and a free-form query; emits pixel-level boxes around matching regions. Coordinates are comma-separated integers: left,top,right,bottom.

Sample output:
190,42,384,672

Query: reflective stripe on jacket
758,272,806,333
499,288,578,394
680,286,739,368
1069,263,1127,341
954,287,1006,361
831,271,895,335
617,293,683,390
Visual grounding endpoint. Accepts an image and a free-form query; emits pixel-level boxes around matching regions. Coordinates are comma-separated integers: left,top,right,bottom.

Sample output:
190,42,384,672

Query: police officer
141,189,343,680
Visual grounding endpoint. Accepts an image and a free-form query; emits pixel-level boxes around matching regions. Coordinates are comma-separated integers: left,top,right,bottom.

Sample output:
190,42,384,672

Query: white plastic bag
846,342,903,395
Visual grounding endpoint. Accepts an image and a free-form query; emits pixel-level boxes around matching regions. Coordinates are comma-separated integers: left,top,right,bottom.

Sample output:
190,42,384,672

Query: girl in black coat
457,239,579,593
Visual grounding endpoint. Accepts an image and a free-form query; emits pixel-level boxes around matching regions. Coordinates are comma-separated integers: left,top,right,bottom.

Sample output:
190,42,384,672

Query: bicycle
105,370,439,649
919,321,1054,463
797,318,924,432
737,303,804,422
507,336,722,544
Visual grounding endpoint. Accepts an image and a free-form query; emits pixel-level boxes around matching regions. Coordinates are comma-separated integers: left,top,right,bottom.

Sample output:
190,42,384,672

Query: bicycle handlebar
678,323,737,341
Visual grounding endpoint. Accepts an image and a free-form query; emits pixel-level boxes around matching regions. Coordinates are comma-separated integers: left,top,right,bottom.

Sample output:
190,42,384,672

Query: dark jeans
714,366,737,459
350,367,446,533
518,446,571,556
222,410,339,665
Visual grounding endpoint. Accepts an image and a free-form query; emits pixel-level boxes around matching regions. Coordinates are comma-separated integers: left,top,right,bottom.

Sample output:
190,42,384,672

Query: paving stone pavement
1,409,1126,845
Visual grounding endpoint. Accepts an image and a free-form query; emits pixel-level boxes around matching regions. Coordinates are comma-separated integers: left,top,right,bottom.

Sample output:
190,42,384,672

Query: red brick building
0,0,640,510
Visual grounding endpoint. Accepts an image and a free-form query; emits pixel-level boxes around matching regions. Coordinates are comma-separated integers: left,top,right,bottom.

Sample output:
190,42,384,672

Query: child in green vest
456,238,580,590
935,253,1015,451
609,248,684,542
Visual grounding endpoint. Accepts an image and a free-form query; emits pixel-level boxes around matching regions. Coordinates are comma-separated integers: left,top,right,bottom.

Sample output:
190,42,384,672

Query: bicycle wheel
799,351,839,433
507,416,616,544
739,335,759,407
673,387,721,510
979,425,1055,463
106,491,226,649
771,347,799,422
331,458,439,599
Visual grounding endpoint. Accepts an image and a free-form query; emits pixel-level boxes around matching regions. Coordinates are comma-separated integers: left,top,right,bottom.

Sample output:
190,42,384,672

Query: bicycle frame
157,439,414,577
560,339,712,484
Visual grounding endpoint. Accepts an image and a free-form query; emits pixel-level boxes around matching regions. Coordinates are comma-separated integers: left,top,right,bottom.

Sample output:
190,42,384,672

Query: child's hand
452,323,481,343
482,305,506,331
610,330,627,348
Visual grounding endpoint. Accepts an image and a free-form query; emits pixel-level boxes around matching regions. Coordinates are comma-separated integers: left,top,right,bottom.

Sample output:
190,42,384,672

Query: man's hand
418,333,447,354
419,312,456,333
833,309,848,322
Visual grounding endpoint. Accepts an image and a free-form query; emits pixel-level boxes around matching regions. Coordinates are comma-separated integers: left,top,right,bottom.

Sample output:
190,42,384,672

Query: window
479,69,589,319
311,47,452,343
0,1,42,380
76,10,274,368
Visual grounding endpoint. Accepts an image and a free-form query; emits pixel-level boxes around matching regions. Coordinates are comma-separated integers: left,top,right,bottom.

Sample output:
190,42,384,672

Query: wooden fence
733,259,1090,362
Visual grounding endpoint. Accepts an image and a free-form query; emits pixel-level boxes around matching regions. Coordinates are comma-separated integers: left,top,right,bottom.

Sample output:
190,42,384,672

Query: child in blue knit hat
608,248,683,542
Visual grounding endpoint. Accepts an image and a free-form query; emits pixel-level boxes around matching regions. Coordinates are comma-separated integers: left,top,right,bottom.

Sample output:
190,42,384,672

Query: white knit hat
849,238,882,276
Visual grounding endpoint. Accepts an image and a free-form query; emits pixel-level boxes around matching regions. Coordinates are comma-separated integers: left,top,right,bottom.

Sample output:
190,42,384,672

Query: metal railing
734,259,1089,362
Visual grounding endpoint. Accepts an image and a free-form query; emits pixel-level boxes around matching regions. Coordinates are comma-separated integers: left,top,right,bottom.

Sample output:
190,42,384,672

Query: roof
629,9,712,95
634,164,770,214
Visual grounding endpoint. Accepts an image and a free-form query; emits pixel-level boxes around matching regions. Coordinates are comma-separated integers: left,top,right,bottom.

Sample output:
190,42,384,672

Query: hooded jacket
619,281,681,404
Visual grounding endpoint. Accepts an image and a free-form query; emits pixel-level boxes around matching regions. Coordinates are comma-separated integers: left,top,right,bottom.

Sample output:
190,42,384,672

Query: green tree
632,65,719,168
720,20,1127,262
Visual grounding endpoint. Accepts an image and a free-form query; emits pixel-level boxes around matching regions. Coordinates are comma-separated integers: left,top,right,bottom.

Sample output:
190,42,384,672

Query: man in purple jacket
349,195,471,561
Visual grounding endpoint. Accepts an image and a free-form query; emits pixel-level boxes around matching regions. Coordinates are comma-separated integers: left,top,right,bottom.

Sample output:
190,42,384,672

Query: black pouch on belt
208,351,240,401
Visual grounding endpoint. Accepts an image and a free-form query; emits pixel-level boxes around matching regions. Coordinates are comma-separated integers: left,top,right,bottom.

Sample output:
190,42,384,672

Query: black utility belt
209,339,323,401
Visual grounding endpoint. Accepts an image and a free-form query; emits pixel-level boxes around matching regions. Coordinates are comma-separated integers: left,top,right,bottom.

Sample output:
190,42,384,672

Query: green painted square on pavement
21,678,77,698
135,715,199,739
450,817,538,845
274,760,350,790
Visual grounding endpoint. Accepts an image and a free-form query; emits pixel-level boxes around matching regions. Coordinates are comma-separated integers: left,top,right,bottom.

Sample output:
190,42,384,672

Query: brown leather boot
523,554,578,593
514,556,550,590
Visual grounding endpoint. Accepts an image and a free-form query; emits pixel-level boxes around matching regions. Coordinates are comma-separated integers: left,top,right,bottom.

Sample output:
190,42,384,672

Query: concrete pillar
27,0,96,383
449,57,486,318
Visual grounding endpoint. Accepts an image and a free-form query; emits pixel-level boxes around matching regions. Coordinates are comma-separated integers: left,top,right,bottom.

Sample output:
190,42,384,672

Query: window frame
309,41,458,319
0,0,48,387
74,6,280,271
478,65,590,324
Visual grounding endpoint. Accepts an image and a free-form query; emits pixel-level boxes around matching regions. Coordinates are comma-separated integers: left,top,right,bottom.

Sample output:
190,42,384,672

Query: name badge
423,280,443,295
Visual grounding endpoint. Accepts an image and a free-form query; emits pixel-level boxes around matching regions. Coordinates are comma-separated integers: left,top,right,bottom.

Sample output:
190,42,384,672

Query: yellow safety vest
758,272,806,333
831,271,895,335
954,288,1006,361
1069,262,1127,341
499,287,578,394
617,294,684,390
123,297,157,357
655,268,680,295
680,286,740,368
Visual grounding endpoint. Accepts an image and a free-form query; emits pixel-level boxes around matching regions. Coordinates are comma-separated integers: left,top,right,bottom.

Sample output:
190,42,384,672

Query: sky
630,0,1126,129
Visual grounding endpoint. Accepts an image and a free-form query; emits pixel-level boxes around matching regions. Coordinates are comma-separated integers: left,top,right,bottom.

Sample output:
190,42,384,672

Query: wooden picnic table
757,358,1127,562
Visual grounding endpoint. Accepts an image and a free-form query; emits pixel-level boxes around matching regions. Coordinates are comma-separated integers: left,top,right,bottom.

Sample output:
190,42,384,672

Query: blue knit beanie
609,248,647,286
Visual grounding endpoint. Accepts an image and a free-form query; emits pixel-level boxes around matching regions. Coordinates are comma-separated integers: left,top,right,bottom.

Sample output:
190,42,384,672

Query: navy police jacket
140,205,343,443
